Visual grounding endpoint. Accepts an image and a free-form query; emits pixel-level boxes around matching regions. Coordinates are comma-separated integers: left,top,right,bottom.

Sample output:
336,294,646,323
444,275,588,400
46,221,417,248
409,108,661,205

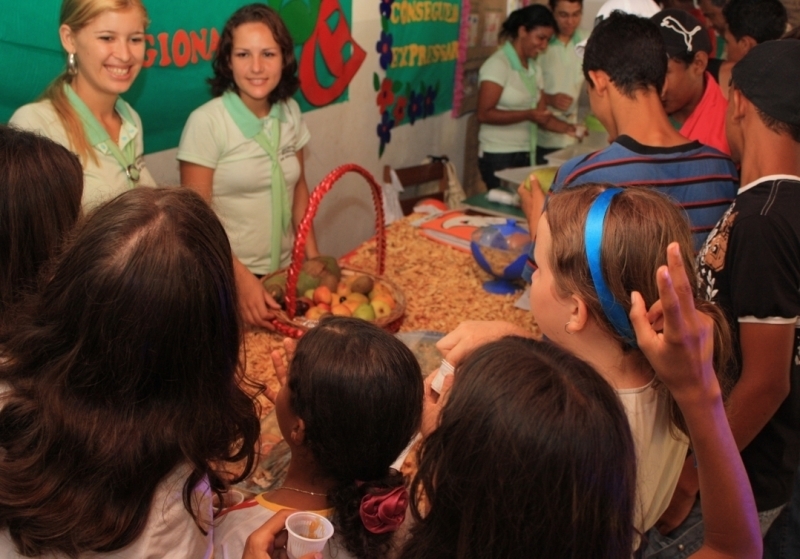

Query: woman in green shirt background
476,5,578,189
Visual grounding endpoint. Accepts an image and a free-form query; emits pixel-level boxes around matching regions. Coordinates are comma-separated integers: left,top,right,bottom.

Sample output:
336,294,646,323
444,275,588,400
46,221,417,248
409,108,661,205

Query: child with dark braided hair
215,317,423,559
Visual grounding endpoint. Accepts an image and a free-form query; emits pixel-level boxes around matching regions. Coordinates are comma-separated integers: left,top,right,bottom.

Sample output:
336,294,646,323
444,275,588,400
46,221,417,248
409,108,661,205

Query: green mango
263,272,287,289
296,270,321,297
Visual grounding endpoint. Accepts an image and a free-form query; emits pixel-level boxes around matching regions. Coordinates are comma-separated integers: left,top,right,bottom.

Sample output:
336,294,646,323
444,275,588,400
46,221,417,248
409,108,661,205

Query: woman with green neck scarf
476,5,579,189
178,4,319,329
9,0,156,211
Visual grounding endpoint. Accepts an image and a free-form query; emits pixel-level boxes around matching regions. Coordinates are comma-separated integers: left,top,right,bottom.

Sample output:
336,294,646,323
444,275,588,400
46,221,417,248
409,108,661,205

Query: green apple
353,303,376,321
532,167,557,192
523,167,558,193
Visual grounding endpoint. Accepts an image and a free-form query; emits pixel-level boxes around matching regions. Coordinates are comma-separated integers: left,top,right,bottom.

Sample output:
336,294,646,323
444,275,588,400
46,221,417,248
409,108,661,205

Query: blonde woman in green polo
10,0,155,211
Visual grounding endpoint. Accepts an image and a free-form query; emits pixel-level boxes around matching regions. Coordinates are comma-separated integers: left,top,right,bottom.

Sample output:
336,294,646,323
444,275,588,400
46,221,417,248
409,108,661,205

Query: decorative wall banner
373,0,461,157
451,0,472,117
0,0,363,153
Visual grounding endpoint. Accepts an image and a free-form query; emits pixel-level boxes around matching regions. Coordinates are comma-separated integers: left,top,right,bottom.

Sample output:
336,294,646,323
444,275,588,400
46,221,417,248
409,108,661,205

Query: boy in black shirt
647,39,800,559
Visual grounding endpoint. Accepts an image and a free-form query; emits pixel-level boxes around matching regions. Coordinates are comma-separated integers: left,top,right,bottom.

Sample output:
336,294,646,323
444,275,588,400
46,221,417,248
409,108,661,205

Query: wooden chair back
383,157,448,215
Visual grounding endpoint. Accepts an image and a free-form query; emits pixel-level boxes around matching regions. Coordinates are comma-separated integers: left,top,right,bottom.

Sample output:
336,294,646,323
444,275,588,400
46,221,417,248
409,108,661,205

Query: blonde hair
42,0,149,165
544,184,732,435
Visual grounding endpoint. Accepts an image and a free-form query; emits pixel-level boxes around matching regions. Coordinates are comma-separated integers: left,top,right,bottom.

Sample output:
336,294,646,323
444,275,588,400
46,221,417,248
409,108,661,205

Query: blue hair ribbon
584,188,638,348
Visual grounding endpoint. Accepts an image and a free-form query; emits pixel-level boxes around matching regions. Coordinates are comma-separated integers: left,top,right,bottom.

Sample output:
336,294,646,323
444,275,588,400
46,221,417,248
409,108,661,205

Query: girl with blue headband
532,184,733,535
440,184,732,537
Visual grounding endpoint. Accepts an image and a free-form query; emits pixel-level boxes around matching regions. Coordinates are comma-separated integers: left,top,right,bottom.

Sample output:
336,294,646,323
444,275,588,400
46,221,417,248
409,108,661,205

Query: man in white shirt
537,0,585,163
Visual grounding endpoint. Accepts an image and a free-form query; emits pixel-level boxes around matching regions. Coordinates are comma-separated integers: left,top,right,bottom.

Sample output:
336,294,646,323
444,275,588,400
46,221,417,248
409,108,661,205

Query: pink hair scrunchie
359,485,408,534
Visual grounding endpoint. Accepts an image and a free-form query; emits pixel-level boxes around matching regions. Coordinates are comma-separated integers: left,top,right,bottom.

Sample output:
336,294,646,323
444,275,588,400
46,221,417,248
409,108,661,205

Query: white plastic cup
430,359,455,393
286,511,334,559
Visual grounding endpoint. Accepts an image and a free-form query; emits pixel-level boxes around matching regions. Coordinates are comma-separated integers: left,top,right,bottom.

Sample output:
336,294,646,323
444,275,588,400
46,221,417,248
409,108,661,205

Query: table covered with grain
243,215,539,416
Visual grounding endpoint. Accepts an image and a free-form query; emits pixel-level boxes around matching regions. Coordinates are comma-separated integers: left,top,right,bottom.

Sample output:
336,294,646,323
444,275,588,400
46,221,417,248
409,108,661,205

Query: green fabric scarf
502,41,540,160
64,84,139,187
222,90,292,273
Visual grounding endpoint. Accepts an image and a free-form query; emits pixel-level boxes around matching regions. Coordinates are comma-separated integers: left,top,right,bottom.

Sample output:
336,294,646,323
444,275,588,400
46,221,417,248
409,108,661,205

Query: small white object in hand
286,512,334,559
431,359,455,393
486,189,520,207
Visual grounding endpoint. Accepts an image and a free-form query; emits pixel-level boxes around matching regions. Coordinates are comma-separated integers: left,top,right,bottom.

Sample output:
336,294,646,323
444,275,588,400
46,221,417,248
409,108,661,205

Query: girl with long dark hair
0,125,83,321
0,188,261,558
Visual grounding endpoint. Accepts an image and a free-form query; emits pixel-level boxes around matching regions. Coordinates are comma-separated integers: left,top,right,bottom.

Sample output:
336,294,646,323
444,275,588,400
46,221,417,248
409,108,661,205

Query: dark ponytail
499,4,557,41
328,470,406,558
288,317,423,558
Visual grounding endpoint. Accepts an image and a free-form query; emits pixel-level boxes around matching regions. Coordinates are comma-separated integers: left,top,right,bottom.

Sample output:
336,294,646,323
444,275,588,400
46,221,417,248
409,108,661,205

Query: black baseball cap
733,40,800,126
651,9,712,58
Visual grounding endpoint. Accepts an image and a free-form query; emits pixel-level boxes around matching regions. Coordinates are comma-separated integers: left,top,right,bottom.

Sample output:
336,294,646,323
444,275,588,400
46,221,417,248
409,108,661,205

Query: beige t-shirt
213,494,352,559
0,464,213,559
177,97,310,275
9,99,155,211
618,379,690,533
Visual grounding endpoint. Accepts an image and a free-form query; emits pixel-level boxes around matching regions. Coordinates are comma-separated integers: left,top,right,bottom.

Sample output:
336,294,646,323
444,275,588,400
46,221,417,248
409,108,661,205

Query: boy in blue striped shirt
522,10,738,282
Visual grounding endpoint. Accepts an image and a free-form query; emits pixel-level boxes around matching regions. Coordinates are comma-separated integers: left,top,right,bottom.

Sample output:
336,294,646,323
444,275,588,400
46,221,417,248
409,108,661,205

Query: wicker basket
264,164,406,338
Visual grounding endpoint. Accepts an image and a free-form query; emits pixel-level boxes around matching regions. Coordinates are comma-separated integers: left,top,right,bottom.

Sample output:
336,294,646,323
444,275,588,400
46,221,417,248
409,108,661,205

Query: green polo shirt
478,47,543,155
10,99,155,210
177,97,310,275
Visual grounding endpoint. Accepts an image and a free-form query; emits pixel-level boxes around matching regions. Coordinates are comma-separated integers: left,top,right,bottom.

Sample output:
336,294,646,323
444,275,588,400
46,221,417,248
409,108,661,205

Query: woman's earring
67,53,78,76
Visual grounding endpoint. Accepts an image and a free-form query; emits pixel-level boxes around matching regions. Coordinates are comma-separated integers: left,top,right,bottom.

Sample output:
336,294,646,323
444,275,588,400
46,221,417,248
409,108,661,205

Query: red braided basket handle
271,320,305,339
280,164,386,322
